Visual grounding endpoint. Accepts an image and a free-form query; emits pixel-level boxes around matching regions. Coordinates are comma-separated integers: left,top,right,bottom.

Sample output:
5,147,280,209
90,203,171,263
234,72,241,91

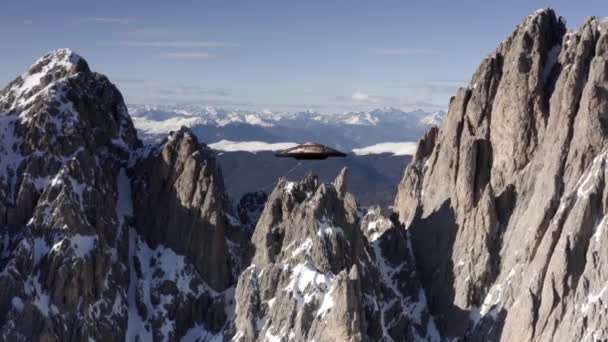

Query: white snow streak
316,217,344,237
352,142,418,156
209,140,298,153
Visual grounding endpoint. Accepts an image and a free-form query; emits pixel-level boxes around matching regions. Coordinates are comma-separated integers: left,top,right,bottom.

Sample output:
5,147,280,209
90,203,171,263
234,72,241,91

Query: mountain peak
0,48,90,110
516,8,560,33
420,111,446,126
24,49,90,87
529,7,555,19
0,48,140,180
0,47,236,340
30,48,88,70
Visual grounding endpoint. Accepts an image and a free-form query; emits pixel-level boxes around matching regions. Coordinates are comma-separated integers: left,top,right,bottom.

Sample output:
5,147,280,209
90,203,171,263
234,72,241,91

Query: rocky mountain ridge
0,49,438,341
394,9,608,341
233,171,439,341
1,7,608,342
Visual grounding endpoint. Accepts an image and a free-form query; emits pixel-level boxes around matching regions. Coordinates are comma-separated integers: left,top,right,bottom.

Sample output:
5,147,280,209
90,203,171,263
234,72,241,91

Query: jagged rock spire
333,167,348,197
234,170,439,341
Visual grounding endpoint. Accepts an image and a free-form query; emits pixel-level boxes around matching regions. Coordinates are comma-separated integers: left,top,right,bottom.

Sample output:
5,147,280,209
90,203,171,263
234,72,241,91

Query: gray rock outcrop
132,127,232,291
233,169,439,341
394,9,608,341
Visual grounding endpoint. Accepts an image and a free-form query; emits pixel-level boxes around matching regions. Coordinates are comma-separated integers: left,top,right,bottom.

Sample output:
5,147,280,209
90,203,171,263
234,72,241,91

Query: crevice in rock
472,140,494,206
564,189,603,298
453,89,473,191
529,288,541,339
495,184,517,226
481,53,504,129
541,15,567,119
485,184,517,299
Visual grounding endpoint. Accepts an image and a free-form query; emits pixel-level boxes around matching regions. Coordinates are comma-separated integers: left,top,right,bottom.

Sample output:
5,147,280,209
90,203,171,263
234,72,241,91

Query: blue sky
0,0,606,113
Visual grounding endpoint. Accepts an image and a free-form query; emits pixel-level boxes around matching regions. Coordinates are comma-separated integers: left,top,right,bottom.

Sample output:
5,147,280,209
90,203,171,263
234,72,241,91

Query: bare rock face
233,168,439,341
0,49,238,341
394,9,608,341
132,127,232,292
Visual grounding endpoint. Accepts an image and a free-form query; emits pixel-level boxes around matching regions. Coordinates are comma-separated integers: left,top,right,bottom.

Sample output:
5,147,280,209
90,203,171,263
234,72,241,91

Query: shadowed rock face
132,127,232,291
394,9,608,341
237,191,268,232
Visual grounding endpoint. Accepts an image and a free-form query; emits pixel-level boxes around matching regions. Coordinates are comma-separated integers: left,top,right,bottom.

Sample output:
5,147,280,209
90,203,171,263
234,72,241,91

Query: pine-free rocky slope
233,170,439,341
395,8,608,341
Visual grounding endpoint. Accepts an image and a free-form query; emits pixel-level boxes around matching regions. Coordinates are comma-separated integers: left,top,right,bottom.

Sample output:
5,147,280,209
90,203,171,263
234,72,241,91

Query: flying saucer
275,142,347,160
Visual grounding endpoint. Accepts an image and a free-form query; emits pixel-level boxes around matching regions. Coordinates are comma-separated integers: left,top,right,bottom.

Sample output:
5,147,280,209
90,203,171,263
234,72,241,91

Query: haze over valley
128,104,441,206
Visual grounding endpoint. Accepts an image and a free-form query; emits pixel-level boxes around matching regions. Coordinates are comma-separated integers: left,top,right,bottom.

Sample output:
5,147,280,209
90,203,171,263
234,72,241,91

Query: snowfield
352,142,418,156
209,140,298,152
131,115,202,136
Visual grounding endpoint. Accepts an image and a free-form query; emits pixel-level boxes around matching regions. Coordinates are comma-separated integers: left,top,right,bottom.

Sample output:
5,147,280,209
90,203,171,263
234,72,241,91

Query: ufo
275,142,347,160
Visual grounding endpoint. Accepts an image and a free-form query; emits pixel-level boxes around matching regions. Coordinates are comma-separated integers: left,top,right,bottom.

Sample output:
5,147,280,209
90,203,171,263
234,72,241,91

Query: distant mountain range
129,105,446,151
128,105,441,207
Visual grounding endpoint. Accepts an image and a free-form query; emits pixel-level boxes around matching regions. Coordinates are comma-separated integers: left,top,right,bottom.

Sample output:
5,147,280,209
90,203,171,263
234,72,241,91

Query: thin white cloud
387,80,465,94
115,79,231,98
125,28,205,39
121,41,241,48
370,48,435,56
332,90,449,112
160,52,217,59
352,91,381,104
86,17,133,25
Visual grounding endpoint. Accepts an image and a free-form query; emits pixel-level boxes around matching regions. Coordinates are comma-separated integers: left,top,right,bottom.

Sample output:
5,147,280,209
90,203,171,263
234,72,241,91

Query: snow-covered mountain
129,104,445,151
418,110,447,126
0,48,244,341
0,48,434,341
130,105,444,129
